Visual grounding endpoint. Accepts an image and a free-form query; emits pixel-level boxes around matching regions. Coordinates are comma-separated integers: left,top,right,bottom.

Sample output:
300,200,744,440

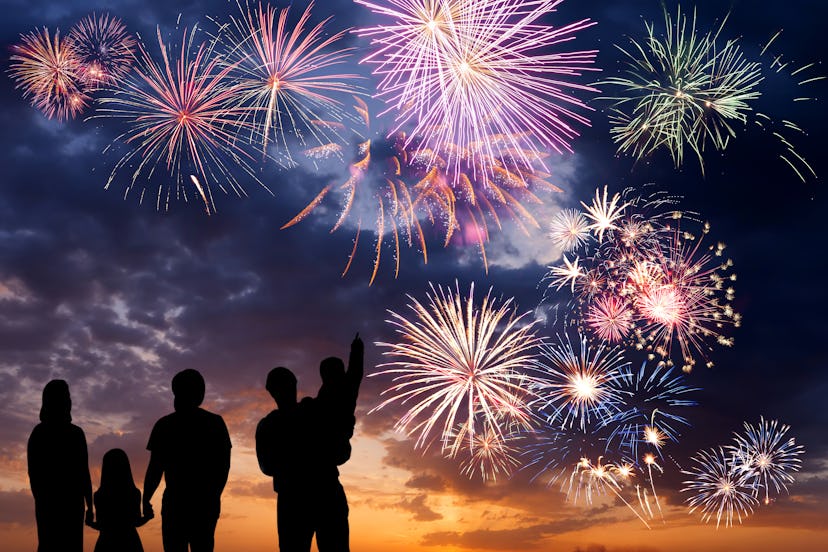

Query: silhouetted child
86,448,152,552
316,333,364,465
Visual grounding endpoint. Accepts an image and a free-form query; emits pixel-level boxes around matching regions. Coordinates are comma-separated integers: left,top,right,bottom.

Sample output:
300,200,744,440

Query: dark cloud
395,494,443,522
405,472,448,492
420,517,606,550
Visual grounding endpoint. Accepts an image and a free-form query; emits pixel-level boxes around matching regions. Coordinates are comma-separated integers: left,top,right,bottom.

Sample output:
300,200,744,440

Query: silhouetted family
27,334,364,552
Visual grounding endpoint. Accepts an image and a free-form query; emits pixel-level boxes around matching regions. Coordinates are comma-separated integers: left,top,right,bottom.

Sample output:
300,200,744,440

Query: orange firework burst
284,99,560,284
9,27,90,121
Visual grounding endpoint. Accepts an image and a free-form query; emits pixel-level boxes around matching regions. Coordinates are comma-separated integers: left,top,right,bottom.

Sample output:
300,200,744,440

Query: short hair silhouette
40,379,71,423
320,356,345,384
171,369,205,411
265,367,296,403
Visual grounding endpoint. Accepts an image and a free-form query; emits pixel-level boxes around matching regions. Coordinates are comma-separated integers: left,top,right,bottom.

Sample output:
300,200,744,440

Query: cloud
405,472,447,492
396,494,443,522
420,517,603,550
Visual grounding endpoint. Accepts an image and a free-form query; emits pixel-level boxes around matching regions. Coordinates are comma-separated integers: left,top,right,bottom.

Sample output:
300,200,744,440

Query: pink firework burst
9,27,89,121
69,13,137,88
356,0,598,177
543,188,739,371
586,294,634,343
633,227,739,370
218,1,361,161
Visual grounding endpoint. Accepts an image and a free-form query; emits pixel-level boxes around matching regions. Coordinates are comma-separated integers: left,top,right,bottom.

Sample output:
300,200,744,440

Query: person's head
320,357,345,385
99,448,137,493
40,379,71,424
265,367,297,408
171,369,205,412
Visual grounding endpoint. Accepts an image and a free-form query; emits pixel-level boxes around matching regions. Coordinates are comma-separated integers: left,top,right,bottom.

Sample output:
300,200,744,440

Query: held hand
143,498,154,520
85,509,97,530
136,513,153,527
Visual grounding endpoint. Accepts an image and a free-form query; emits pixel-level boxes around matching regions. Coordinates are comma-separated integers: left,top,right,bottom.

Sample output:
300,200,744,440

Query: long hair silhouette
98,449,138,500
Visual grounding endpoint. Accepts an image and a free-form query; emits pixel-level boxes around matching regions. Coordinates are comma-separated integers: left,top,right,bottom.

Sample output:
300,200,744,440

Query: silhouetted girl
87,448,151,552
27,379,93,552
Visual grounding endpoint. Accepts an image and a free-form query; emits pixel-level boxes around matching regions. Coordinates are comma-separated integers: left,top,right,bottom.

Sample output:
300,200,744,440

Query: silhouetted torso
27,421,91,552
147,407,231,516
93,487,143,552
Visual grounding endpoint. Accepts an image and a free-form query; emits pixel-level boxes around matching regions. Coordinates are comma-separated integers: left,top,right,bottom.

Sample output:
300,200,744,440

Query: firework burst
217,1,360,162
9,27,90,121
730,417,804,505
543,187,739,371
600,7,762,173
371,282,541,457
98,26,270,213
549,208,591,252
585,294,634,343
453,422,522,482
681,447,759,527
284,99,560,284
356,0,598,176
69,13,136,88
603,362,698,461
600,6,822,181
531,333,626,431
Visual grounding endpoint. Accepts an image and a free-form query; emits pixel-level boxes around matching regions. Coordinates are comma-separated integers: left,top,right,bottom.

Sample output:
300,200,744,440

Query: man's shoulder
197,408,227,426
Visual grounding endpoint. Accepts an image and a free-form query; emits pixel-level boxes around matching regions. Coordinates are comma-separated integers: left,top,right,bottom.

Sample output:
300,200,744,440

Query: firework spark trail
69,13,136,88
531,333,626,431
283,99,429,284
216,1,361,162
97,26,271,213
681,447,759,528
581,186,627,241
355,0,598,177
9,27,90,121
371,282,541,458
284,99,560,284
642,452,665,522
568,456,652,529
585,294,633,343
729,417,804,505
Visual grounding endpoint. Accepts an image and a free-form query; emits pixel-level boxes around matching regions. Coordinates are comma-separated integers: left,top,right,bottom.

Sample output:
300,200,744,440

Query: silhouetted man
28,379,93,552
256,366,350,552
143,369,231,552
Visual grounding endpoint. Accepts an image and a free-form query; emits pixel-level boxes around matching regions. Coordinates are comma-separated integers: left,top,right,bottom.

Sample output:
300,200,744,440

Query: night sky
1,1,827,551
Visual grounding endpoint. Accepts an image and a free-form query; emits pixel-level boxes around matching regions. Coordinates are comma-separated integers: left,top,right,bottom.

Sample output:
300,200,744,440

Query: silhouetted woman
27,379,93,552
87,448,151,552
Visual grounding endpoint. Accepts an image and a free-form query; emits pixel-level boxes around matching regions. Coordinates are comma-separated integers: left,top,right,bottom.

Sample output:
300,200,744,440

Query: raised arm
346,333,364,396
